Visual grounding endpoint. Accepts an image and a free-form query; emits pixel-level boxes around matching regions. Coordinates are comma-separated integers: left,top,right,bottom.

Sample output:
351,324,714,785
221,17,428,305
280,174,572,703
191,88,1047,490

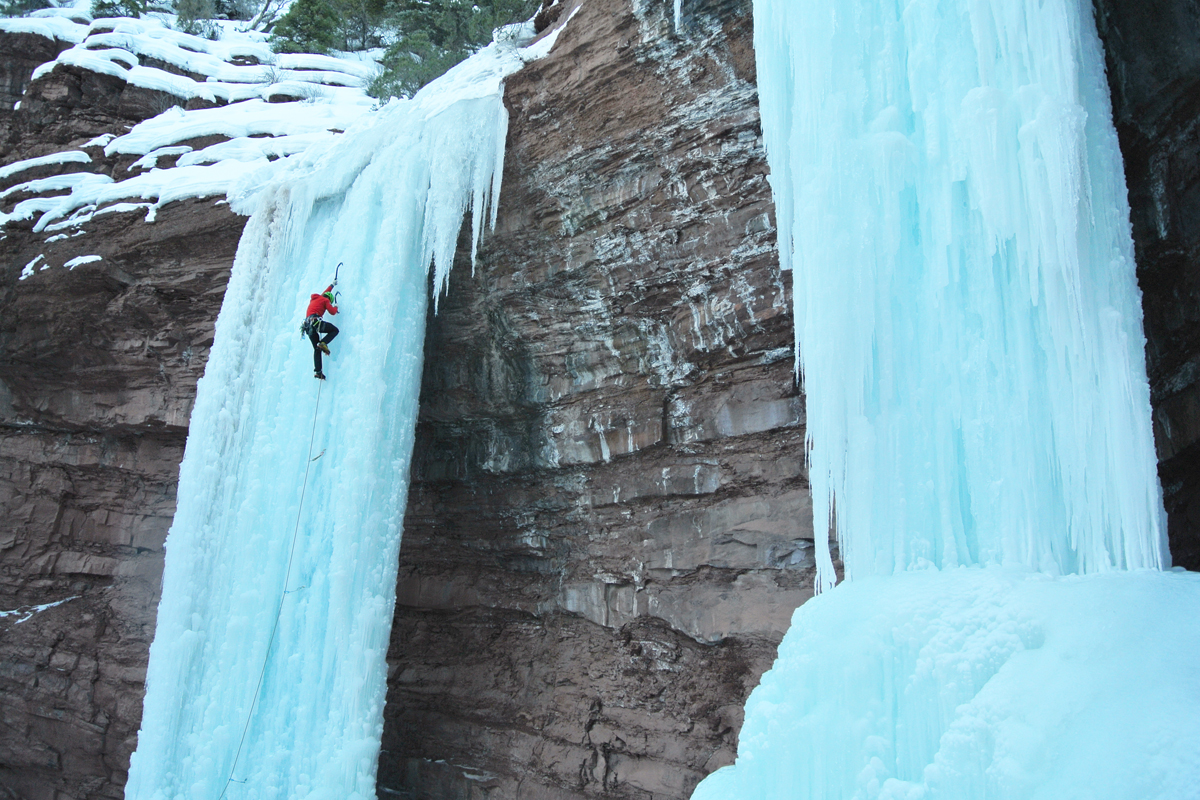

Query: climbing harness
300,314,322,339
219,379,324,799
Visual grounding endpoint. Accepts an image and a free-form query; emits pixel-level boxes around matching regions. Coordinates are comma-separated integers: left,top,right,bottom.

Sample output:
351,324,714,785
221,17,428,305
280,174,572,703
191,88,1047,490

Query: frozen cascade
124,38,535,800
760,0,1165,587
691,0,1200,797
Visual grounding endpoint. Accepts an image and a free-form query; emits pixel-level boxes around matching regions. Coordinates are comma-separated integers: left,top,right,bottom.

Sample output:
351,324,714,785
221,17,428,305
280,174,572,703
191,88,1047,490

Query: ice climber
302,284,339,380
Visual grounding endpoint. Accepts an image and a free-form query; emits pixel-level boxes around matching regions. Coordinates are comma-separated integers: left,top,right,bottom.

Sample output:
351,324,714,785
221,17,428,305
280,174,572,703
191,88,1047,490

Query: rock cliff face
0,32,68,110
0,195,244,798
1,1,1199,799
378,1,817,797
0,39,246,797
1092,0,1200,570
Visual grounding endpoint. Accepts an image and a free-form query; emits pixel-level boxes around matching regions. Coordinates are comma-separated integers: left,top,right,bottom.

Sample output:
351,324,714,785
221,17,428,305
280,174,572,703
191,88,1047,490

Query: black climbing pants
308,319,339,372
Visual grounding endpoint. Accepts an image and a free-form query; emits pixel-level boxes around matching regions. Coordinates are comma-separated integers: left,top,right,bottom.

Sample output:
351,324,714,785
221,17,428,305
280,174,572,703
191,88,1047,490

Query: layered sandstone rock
0,32,69,111
0,194,245,798
0,33,246,797
378,1,823,797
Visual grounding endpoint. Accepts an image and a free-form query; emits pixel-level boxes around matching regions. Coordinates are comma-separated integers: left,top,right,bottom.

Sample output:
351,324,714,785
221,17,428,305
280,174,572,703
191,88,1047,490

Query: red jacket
306,286,338,318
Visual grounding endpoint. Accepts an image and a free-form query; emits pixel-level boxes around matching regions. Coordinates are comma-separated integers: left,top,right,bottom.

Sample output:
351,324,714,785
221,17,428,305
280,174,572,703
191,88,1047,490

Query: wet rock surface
378,1,822,797
1093,0,1200,569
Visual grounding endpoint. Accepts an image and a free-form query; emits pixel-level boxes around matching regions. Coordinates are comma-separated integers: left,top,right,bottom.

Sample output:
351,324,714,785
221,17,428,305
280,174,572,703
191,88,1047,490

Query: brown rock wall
379,1,822,797
0,428,172,799
1092,0,1200,568
0,32,69,111
0,180,243,798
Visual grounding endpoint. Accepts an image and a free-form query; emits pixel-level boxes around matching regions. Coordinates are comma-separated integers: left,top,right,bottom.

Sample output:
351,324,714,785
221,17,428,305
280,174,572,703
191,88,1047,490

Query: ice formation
124,34,540,800
690,0,1199,797
754,0,1165,588
692,567,1200,799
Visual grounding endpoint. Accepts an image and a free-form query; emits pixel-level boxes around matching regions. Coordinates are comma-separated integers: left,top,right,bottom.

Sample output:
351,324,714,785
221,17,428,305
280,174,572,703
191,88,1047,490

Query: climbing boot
315,371,326,380
318,342,331,355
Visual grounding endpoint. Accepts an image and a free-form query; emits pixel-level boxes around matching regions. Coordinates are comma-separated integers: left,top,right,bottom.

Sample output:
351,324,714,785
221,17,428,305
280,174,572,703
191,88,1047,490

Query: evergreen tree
0,0,51,16
92,0,144,18
370,0,537,99
336,0,388,50
176,0,219,37
270,0,340,54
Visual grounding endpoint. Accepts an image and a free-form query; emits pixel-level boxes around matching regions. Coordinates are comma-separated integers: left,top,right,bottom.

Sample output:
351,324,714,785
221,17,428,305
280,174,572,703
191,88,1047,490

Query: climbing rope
219,379,324,799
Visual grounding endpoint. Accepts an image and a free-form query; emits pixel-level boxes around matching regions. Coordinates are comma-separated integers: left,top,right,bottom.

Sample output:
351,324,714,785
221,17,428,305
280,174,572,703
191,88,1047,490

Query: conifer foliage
1,0,50,16
270,0,341,52
92,0,144,17
369,0,538,99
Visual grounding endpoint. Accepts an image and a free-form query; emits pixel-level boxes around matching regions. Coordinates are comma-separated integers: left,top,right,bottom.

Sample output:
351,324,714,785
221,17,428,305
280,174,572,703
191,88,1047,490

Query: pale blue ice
124,39,529,800
692,0,1200,797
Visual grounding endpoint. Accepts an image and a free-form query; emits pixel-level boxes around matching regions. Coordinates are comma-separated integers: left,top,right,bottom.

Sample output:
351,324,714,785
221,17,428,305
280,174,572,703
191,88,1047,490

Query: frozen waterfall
759,0,1165,588
692,0,1200,797
124,38,534,800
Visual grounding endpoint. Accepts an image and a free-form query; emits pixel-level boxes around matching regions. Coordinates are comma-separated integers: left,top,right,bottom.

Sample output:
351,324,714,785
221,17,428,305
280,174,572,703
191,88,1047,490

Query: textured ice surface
755,0,1164,588
693,568,1200,800
124,40,532,800
689,1,1197,797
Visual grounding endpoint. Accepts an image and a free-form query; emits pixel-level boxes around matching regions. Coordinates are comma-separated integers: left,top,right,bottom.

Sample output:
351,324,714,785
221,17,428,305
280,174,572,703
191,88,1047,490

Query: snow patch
64,254,101,269
83,133,115,148
0,151,91,182
2,13,376,236
19,253,44,279
128,145,192,172
0,595,80,624
0,16,88,43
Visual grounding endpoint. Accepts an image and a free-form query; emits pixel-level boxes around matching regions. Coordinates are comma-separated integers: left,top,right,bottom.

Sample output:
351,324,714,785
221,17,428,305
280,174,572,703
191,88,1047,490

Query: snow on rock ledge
0,12,376,252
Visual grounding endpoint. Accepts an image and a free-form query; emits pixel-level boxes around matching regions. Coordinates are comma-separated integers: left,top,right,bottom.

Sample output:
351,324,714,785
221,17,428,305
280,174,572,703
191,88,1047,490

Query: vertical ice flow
754,0,1166,588
124,43,525,800
688,2,1187,797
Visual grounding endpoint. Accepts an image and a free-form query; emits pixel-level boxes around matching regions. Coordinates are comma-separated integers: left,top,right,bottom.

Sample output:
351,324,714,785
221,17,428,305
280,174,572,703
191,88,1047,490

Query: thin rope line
219,378,323,799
